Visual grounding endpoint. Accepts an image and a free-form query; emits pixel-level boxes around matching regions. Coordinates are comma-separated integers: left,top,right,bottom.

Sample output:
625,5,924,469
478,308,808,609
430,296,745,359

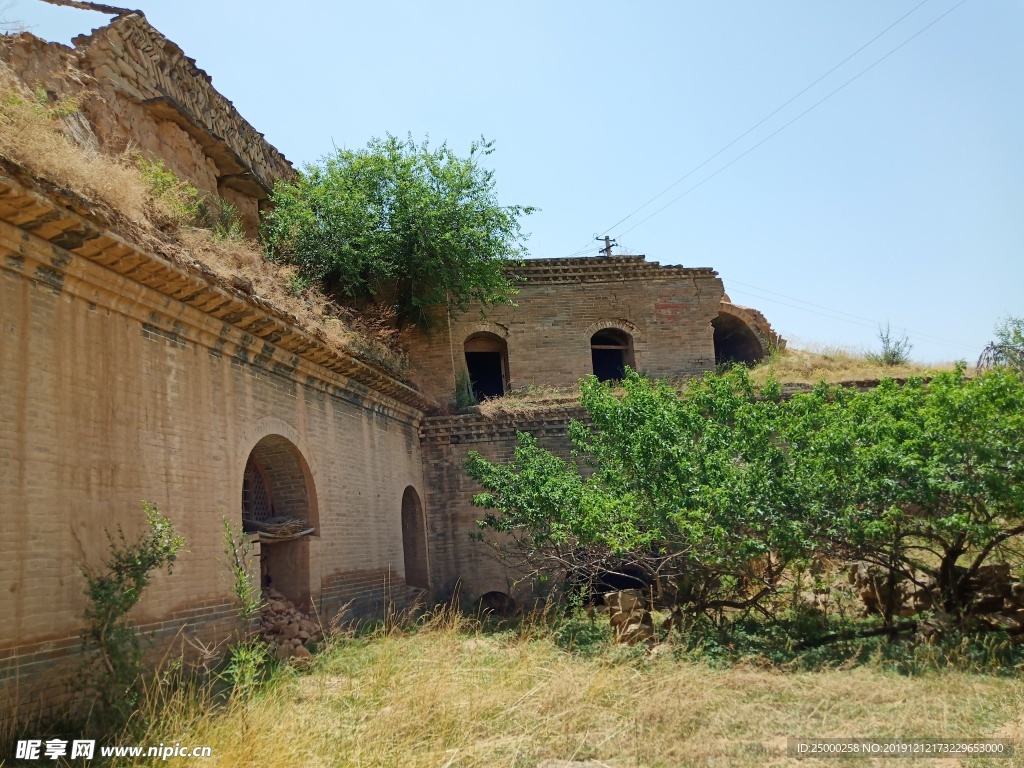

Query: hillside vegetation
0,61,407,374
471,344,958,419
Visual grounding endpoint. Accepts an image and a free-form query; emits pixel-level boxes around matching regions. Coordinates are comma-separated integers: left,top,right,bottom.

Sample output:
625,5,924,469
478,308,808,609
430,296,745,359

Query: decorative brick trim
511,256,717,284
0,170,433,416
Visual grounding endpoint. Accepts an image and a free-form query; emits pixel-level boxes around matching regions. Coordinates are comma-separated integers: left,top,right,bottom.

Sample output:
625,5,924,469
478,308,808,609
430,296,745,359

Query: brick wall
403,257,725,405
0,174,425,719
419,408,584,604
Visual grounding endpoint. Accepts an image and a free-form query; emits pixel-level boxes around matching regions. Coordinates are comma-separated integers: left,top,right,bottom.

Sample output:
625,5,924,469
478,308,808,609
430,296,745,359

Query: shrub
219,515,268,698
80,502,186,730
978,315,1024,373
135,154,243,239
466,365,1024,640
865,322,913,366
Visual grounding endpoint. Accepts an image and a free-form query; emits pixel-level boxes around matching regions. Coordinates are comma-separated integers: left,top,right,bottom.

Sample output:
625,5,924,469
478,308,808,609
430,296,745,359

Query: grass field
121,609,1024,768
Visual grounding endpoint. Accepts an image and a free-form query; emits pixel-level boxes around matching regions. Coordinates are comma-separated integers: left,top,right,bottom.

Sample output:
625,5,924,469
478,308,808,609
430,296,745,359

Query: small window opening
243,457,274,523
464,333,509,399
590,329,634,382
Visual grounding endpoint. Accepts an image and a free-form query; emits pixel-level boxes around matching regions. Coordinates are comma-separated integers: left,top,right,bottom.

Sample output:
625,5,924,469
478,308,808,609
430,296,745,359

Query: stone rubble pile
605,589,655,645
259,587,323,660
848,561,1024,638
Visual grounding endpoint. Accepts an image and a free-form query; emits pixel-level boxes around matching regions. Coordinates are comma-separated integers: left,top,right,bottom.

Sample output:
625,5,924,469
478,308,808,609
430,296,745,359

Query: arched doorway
464,332,509,399
401,486,429,590
590,328,634,382
242,435,318,608
712,313,764,365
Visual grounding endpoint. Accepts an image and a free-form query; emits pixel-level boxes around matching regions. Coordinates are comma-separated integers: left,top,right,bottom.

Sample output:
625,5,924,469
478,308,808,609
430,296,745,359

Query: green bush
865,322,912,366
135,154,243,239
262,134,534,329
80,502,186,730
466,365,1024,641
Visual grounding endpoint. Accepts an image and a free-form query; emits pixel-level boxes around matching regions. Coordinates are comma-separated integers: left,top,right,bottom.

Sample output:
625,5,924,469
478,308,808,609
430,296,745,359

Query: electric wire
562,0,937,257
725,286,978,354
615,0,969,239
600,0,933,237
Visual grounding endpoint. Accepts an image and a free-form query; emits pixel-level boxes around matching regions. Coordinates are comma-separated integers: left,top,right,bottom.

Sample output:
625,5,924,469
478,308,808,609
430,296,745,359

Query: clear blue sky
11,0,1022,362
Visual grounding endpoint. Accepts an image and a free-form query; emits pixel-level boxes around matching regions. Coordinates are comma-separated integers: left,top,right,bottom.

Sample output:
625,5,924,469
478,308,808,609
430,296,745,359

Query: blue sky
10,0,1022,362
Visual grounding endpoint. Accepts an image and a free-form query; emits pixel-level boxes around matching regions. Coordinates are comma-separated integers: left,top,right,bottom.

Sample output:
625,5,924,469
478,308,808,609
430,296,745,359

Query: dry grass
749,344,959,387
0,67,152,225
130,610,1024,768
472,345,958,418
0,62,407,376
476,384,583,419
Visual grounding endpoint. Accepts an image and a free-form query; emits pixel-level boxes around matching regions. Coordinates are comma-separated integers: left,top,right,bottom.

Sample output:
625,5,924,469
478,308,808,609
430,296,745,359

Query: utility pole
595,235,617,258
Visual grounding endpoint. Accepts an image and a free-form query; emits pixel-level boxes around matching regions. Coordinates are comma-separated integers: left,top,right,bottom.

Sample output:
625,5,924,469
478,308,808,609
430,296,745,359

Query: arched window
401,487,429,589
590,329,634,382
242,457,274,523
464,332,509,399
712,313,764,365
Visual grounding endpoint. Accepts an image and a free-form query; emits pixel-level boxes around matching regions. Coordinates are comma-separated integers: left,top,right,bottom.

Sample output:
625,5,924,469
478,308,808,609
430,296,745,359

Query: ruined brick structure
0,10,293,234
0,10,781,720
404,257,782,405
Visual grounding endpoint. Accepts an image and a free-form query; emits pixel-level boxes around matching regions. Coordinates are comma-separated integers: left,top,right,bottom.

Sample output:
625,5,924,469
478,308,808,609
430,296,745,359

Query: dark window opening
401,486,429,589
464,333,509,399
465,352,505,398
590,329,634,382
712,313,764,365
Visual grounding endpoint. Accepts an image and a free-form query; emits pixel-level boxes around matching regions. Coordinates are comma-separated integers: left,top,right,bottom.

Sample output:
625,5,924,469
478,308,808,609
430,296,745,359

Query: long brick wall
0,173,427,720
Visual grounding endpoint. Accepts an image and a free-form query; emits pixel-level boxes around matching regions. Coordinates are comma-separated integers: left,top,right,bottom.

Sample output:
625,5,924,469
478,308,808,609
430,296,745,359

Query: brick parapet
511,255,717,284
420,407,587,446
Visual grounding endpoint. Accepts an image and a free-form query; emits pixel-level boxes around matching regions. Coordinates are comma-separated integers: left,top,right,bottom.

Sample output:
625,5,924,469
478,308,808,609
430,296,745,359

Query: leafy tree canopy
466,366,1024,625
262,135,534,329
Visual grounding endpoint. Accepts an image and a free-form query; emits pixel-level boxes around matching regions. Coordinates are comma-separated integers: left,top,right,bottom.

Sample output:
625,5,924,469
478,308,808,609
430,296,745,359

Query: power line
563,0,937,257
615,0,969,239
601,0,933,237
725,286,978,354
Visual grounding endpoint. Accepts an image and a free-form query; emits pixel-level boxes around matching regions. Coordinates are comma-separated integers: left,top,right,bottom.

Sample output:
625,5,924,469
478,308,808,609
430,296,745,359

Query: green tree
812,367,1024,620
263,135,534,329
467,366,1024,633
466,369,823,618
80,502,186,729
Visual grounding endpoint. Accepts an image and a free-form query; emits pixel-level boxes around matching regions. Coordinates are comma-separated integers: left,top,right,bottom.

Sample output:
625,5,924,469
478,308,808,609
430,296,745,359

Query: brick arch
464,329,510,398
464,578,517,605
465,321,509,339
582,318,639,340
586,320,638,381
713,310,765,365
238,417,320,485
237,422,320,610
245,435,319,533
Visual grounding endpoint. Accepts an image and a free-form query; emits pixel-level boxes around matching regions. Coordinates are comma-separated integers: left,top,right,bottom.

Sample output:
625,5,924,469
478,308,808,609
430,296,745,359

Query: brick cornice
419,406,586,445
0,172,433,416
511,256,718,285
